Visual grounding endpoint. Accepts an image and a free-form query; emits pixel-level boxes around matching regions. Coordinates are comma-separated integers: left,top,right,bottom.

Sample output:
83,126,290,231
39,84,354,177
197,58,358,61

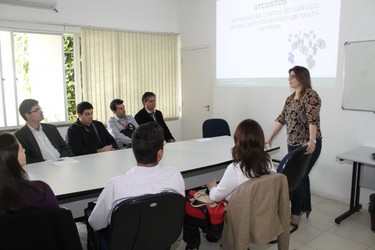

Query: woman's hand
305,140,316,154
207,178,217,191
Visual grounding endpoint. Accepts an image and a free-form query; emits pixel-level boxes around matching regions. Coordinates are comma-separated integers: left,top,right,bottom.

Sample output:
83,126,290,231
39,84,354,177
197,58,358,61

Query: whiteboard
342,40,375,112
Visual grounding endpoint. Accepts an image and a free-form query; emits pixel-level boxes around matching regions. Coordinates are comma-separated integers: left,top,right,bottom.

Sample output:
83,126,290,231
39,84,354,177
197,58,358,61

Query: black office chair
108,192,185,250
275,145,312,233
0,208,82,250
202,118,231,138
276,145,312,192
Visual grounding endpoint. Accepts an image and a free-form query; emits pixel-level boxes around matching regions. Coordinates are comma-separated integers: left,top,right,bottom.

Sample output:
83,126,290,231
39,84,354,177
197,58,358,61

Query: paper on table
195,138,214,142
50,157,79,166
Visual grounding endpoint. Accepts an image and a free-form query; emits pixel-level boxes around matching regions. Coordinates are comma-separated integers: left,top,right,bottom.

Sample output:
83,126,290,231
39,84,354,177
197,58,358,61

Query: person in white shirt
14,99,72,163
107,99,138,148
207,119,273,201
184,119,273,250
88,122,185,231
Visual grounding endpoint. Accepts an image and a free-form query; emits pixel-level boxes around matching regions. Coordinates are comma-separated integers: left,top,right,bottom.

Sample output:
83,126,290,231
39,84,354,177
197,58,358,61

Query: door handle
204,105,210,111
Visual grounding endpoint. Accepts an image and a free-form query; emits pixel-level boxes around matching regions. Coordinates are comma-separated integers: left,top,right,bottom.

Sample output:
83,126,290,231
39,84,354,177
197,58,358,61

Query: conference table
335,146,375,224
25,136,279,218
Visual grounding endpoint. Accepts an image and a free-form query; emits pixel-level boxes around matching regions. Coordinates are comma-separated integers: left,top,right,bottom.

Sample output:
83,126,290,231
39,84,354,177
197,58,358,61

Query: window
0,26,180,129
0,30,78,128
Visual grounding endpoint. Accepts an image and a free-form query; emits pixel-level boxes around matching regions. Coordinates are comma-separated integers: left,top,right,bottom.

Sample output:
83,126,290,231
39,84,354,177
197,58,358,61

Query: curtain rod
0,17,178,35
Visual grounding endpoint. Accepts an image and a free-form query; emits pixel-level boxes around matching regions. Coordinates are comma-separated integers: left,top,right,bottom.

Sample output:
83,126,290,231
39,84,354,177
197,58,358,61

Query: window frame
0,21,181,131
0,24,81,130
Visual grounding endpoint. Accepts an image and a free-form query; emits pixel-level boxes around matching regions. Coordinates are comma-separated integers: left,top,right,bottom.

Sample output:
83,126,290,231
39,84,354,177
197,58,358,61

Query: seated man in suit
134,92,175,143
107,99,139,148
66,101,118,156
88,122,185,237
15,99,73,163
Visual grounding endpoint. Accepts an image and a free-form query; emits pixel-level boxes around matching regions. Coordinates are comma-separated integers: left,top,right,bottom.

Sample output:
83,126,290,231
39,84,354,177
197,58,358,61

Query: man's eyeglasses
29,107,42,113
289,75,296,80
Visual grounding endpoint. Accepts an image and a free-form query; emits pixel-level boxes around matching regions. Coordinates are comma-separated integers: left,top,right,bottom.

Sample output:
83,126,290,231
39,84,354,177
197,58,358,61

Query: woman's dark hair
0,133,37,215
289,65,312,95
232,119,271,178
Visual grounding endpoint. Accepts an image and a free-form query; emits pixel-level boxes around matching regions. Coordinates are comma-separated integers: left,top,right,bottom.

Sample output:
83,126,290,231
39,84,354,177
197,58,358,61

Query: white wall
0,0,179,32
1,0,375,205
179,0,375,205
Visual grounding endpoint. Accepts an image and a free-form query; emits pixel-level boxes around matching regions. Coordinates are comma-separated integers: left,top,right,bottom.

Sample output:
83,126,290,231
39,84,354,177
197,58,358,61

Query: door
181,47,212,140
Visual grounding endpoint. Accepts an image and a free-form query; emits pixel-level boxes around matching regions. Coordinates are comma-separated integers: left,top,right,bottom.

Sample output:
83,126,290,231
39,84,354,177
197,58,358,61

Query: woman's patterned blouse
276,88,322,146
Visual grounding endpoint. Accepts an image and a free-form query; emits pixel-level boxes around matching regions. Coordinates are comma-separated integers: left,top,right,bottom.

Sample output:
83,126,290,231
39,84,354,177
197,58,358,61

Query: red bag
185,189,228,225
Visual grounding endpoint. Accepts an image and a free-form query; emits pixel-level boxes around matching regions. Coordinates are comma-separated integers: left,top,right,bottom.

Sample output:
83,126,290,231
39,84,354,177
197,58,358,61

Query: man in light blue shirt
107,99,138,148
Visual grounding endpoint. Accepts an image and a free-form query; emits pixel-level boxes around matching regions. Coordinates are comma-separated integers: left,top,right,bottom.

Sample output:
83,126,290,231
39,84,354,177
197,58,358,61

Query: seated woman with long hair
0,133,59,215
207,118,273,201
184,119,273,250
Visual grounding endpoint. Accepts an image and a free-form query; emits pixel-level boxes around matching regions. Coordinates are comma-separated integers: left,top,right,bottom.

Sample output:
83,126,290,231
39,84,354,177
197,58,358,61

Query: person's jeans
288,139,322,216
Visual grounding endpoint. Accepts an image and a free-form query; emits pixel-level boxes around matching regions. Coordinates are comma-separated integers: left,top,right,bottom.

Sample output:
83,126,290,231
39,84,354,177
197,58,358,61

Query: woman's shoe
291,215,301,226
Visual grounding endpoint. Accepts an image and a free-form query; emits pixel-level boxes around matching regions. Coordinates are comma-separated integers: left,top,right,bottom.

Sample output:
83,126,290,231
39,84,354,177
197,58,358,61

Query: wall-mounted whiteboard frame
342,40,375,112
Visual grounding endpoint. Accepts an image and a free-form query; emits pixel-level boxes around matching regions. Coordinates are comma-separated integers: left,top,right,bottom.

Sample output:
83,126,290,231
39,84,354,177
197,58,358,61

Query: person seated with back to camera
14,99,73,164
88,122,185,249
107,99,139,148
66,101,118,156
0,133,59,215
183,119,274,250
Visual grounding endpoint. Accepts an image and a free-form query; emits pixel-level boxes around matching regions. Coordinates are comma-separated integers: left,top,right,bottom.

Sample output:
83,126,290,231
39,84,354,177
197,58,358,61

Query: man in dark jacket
66,101,118,156
15,99,73,164
134,92,175,143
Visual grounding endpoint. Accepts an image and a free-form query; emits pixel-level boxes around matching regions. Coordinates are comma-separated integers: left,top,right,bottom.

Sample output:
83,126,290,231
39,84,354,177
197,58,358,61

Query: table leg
354,162,362,210
335,162,362,224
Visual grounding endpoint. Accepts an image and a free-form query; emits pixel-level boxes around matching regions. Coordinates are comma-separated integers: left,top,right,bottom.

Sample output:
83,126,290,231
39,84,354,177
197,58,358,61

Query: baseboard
311,189,371,210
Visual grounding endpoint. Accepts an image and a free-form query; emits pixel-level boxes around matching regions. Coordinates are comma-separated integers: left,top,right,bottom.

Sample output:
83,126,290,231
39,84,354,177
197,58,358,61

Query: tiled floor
76,194,375,250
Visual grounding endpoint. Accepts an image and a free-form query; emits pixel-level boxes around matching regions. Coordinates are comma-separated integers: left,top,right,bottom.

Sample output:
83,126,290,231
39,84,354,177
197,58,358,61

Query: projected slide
216,0,341,86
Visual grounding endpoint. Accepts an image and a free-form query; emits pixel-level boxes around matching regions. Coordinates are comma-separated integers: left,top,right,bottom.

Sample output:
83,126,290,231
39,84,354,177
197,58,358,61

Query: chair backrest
0,208,82,250
277,146,312,192
221,173,290,250
109,192,185,250
202,118,231,138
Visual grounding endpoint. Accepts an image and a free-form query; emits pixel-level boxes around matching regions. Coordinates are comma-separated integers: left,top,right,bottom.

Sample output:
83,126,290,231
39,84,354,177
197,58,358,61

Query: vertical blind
81,28,179,124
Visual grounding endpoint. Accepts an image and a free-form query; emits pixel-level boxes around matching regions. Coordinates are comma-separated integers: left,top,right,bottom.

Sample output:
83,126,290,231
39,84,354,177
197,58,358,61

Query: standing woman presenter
266,65,322,226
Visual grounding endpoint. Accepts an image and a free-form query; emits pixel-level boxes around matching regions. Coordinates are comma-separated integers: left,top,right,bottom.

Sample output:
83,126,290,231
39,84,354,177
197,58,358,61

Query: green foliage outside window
14,33,31,95
64,35,76,122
